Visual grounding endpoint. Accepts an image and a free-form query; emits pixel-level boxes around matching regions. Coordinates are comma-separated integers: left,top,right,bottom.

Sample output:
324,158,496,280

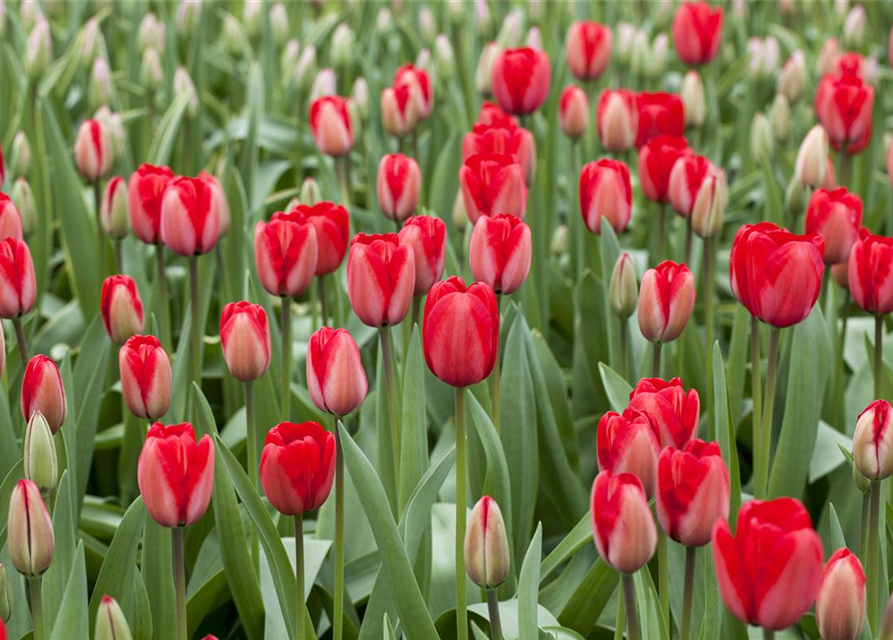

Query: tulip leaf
599,224,623,372
599,363,633,414
398,326,428,513
541,511,592,581
828,503,847,550
714,342,742,524
0,458,25,551
142,520,178,640
531,331,578,471
556,557,618,635
48,541,89,640
572,271,610,418
698,548,722,640
42,471,76,633
517,523,542,640
148,90,192,166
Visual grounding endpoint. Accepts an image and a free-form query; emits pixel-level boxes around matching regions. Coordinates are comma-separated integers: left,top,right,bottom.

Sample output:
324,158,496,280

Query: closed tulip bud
842,5,865,48
597,411,660,497
418,8,436,45
101,275,144,345
460,154,527,223
469,213,531,295
393,64,433,121
462,109,535,184
668,154,718,219
12,179,35,237
292,202,350,276
629,29,650,77
804,188,862,265
849,233,893,314
0,564,11,623
629,376,700,449
260,421,335,515
0,194,22,242
268,2,288,46
712,498,823,630
638,260,695,344
11,131,30,178
453,189,468,230
671,1,724,66
579,159,632,235
139,422,214,528
795,125,830,188
173,67,199,117
747,36,779,80
140,47,163,93
818,38,841,78
381,85,420,138
615,23,636,65
491,47,551,115
597,89,638,152
95,107,126,161
138,13,164,53
347,234,415,327
853,400,893,480
24,411,57,495
219,302,271,382
281,40,300,79
22,355,66,433
25,18,51,80
377,154,421,222
566,21,612,81
769,94,790,142
656,439,729,547
74,119,113,181
815,549,865,640
294,45,317,93
424,276,499,388
399,215,446,296
550,224,568,257
128,164,174,245
299,177,322,206
100,176,129,238
639,133,689,202
119,335,171,420
777,51,805,102
8,479,53,577
89,57,112,110
435,35,455,82
254,211,318,298
590,471,657,573
351,77,369,120
474,0,491,35
307,327,367,416
0,238,36,318
645,34,669,79
161,174,222,256
96,596,133,640
691,168,727,239
496,9,523,48
559,86,588,140
749,113,773,163
465,496,510,589
332,23,353,69
309,95,353,158
475,42,501,96
609,253,638,319
310,68,336,104
177,0,202,37
680,71,705,127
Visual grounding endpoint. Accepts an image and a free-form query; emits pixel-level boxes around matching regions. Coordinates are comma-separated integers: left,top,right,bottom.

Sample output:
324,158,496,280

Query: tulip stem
156,246,172,354
379,327,401,481
704,236,715,440
763,631,774,640
486,589,503,640
412,297,421,327
861,490,870,558
188,256,201,412
658,529,669,631
621,573,639,640
656,204,667,262
281,298,292,419
334,418,345,640
490,296,502,434
651,342,662,378
875,314,883,400
684,218,693,266
114,238,123,274
28,576,44,640
13,317,29,368
868,479,881,635
680,546,696,640
618,319,629,381
455,386,468,640
831,293,850,429
750,317,764,498
295,513,306,640
319,275,329,327
338,158,350,208
94,178,106,278
613,581,625,640
172,527,187,640
570,140,583,275
757,327,780,498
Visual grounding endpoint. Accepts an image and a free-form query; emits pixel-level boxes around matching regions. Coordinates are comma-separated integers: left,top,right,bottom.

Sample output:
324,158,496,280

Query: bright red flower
309,95,353,157
346,233,415,328
0,193,23,241
21,355,66,434
0,237,36,319
627,377,700,449
119,335,171,420
459,153,527,223
128,163,174,245
590,471,657,573
566,21,613,81
289,202,350,276
559,86,589,140
160,174,222,256
220,302,271,382
100,275,145,345
816,549,866,640
579,159,632,235
254,211,318,298
667,154,719,219
398,215,446,296
260,421,336,516
490,47,551,115
377,154,421,222
848,233,893,315
469,213,531,295
638,135,689,203
671,2,724,66
393,63,433,120
804,188,862,265
635,92,685,148
815,73,874,155
306,327,368,416
637,260,696,343
596,411,660,498
597,89,638,152
462,122,535,185
74,118,112,181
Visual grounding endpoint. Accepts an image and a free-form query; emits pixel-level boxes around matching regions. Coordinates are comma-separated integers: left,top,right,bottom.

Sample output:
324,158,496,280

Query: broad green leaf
142,520,178,640
518,524,543,640
556,558,617,635
0,459,25,552
399,327,428,513
714,342,742,524
599,363,633,414
541,512,591,581
48,542,89,640
148,90,191,165
42,471,76,633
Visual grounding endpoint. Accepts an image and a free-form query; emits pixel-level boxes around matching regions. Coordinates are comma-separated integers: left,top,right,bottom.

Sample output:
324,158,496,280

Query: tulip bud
747,36,780,80
750,113,773,163
0,194,22,242
24,411,57,495
74,118,113,182
294,45,317,93
177,0,202,38
630,29,650,78
95,107,126,160
8,479,53,577
637,261,695,343
95,596,134,640
306,327,368,416
161,173,223,256
100,176,129,239
0,564,12,623
469,213,532,295
0,2,6,39
818,38,841,78
550,224,568,257
22,355,66,433
119,335,172,420
597,89,638,152
475,42,501,96
597,411,660,497
465,496,510,589
399,215,446,297
79,17,102,68
452,189,468,230
795,125,830,189
20,1,41,33
615,23,637,65
474,0,491,36
691,169,727,239
496,9,523,48
376,8,392,33
25,18,52,80
11,131,31,178
843,5,866,48
645,34,669,79
609,253,638,319
89,57,112,110
853,399,893,480
816,549,865,640
174,67,199,118
558,86,589,141
377,154,421,222
590,471,657,573
769,94,790,142
260,421,335,515
296,177,321,206
266,2,288,45
140,47,163,94
347,233,415,327
526,27,542,52
332,23,354,69
138,13,165,53
777,51,805,102
681,71,705,128
351,77,369,120
220,302,271,382
435,35,455,82
309,95,353,157
12,179,35,236
417,7,436,45
281,39,300,80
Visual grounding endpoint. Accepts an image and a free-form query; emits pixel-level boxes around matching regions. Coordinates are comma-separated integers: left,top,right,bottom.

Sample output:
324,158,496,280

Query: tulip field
4,0,893,639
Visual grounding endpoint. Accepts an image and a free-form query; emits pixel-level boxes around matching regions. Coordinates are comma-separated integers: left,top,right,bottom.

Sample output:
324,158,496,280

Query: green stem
621,573,639,640
656,203,667,262
379,327,401,478
338,158,350,208
29,576,44,640
876,314,883,400
14,317,29,368
861,490,870,559
571,140,583,275
704,237,715,440
455,386,468,640
189,256,201,414
281,298,292,419
831,294,850,429
334,418,345,640
156,246,172,354
311,280,320,332
869,479,881,635
684,217,693,266
486,589,502,640
763,631,775,640
681,546,696,640
412,297,421,327
839,149,851,190
94,179,106,278
114,238,123,274
490,295,502,433
750,317,764,498
245,382,257,491
651,342,662,378
658,529,669,631
296,513,306,640
319,274,329,327
172,527,187,640
757,328,780,498
613,582,625,640
619,318,629,381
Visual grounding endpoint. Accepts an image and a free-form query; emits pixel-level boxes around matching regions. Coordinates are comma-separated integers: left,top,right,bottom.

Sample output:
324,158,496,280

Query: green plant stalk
412,297,421,327
490,295,502,433
94,178,106,278
310,280,320,333
156,246,172,354
486,589,502,640
621,573,639,640
114,238,123,274
839,149,851,190
704,237,716,440
684,218,693,266
831,293,850,429
658,529,669,631
172,526,187,640
656,204,667,262
757,328,780,498
319,274,329,327
763,631,774,640
869,479,881,635
613,582,625,640
334,417,345,640
680,546,696,640
29,576,44,640
189,256,201,416
876,314,883,400
281,298,292,420
651,342,662,378
571,141,583,275
338,158,350,208
455,386,468,640
245,381,259,567
750,317,764,499
861,491,870,559
296,513,306,640
619,318,629,381
379,327,401,477
14,317,29,368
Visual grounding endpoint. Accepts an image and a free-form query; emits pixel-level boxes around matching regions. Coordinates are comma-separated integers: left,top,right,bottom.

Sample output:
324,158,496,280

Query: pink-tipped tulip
220,302,271,382
7,479,53,577
254,211,318,298
590,470,657,573
100,275,145,345
459,153,527,223
160,174,222,256
100,176,129,238
346,233,415,327
0,237,36,319
597,89,638,152
260,421,335,515
306,327,368,416
469,213,531,295
21,355,66,434
0,194,23,241
74,118,113,181
288,202,349,276
128,163,174,245
628,377,700,449
377,154,421,222
637,260,696,343
309,95,353,157
853,399,893,480
816,549,866,640
559,86,589,140
119,335,172,420
596,411,660,498
465,496,510,589
804,188,862,265
398,215,446,297
579,159,632,235
667,153,721,219
671,2,724,66
638,134,690,203
566,21,612,81
393,64,433,121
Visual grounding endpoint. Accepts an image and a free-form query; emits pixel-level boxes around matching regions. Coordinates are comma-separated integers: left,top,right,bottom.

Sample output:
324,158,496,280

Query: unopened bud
609,253,638,319
101,176,129,238
281,39,301,79
332,23,354,69
270,3,289,47
141,47,163,93
174,67,199,118
817,39,840,78
24,411,57,495
177,0,203,38
0,564,11,623
11,132,31,178
691,170,727,239
551,224,568,256
435,35,455,82
418,8,436,45
351,77,369,119
25,18,52,80
89,57,112,110
80,18,102,68
615,23,636,66
777,51,805,102
843,5,866,49
452,189,468,231
464,496,510,590
222,13,249,58
475,42,501,96
795,125,829,189
496,9,524,48
474,0,491,37
138,13,165,53
243,1,262,40
769,94,790,142
376,8,392,33
310,68,336,103
20,0,42,32
415,48,431,74
95,596,134,640
448,0,464,26
294,45,317,93
681,71,705,128
750,113,773,163
13,178,36,236
299,177,322,206
645,34,668,79
8,479,54,577
526,27,543,51
630,30,650,78
784,176,807,218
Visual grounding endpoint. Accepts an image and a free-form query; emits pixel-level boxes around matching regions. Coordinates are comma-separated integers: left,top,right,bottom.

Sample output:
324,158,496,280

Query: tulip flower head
0,194,23,242
160,173,222,256
628,377,700,449
566,21,612,81
24,411,57,495
578,159,632,235
119,335,172,420
260,421,336,516
101,275,145,345
668,154,721,219
393,64,433,121
96,596,134,640
289,202,350,276
590,471,657,573
848,233,893,315
558,86,589,141
637,260,696,344
0,237,37,319
597,89,638,152
816,549,865,640
490,47,551,115
7,479,53,577
853,399,893,480
381,83,421,138
220,302,271,382
346,233,415,327
128,163,174,245
469,213,532,295
609,253,638,319
462,113,535,184
795,125,830,188
465,496,510,589
398,215,446,297
22,355,66,434
376,154,421,222
638,135,689,203
309,95,353,157
100,176,129,238
459,153,527,224
254,211,319,298
671,2,724,66
815,72,874,155
635,92,685,148
74,118,113,181
804,188,862,265
596,411,660,498
306,327,368,416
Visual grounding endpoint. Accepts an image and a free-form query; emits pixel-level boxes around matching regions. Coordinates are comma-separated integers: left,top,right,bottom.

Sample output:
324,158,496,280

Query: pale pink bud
816,549,866,640
465,496,510,589
558,86,589,140
74,119,113,181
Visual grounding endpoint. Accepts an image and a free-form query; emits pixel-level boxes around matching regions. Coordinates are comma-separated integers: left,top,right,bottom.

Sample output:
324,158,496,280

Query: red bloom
21,355,66,434
804,188,862,265
637,261,696,344
100,275,145,345
815,73,874,155
590,471,657,573
346,233,415,328
0,192,24,241
459,153,527,224
128,164,174,245
579,159,632,235
220,302,271,382
667,154,719,219
559,86,589,140
490,47,552,115
393,64,433,120
566,21,613,81
596,411,660,498
469,213,532,295
309,95,353,157
671,2,724,66
306,327,368,417
638,135,689,203
160,174,222,256
119,335,171,421
816,549,866,640
376,154,421,222
597,89,638,152
289,202,350,276
0,237,36,319
628,377,700,449
260,421,336,516
254,212,318,298
849,233,893,315
398,215,446,296
635,92,685,148
462,121,535,185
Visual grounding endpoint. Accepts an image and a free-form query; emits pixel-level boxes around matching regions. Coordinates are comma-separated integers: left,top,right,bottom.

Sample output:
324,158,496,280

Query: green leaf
399,327,428,513
518,524,543,640
556,558,618,635
0,458,25,554
142,520,178,640
541,512,591,581
148,91,191,165
714,342,742,524
42,471,76,633
48,542,89,640
598,363,633,414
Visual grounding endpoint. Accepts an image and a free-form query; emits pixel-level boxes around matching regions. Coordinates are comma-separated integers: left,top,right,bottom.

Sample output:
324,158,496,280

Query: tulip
0,193,23,241
559,86,589,141
852,400,893,480
96,596,134,640
220,302,271,382
750,112,773,163
490,47,551,115
628,377,700,449
160,174,222,256
637,260,696,344
804,188,862,265
596,411,660,498
435,35,456,81
729,222,825,328
346,233,415,327
777,51,805,102
74,118,113,181
816,549,865,640
11,131,30,179
815,73,874,154
680,71,705,128
377,154,421,222
259,421,335,515
8,479,53,577
597,89,638,152
101,275,145,345
459,153,527,223
578,159,632,235
691,170,727,241
0,237,36,319
299,177,322,207
309,95,353,157
23,411,57,495
468,213,532,297
769,94,791,142
462,119,535,185
138,422,214,528
254,212,318,298
668,154,722,220
795,125,830,188
128,163,174,245
287,202,350,277
398,215,446,297
475,101,517,128
393,63,433,121
138,13,164,53
639,135,689,203
100,175,129,238
24,18,51,80
306,327,368,416
590,470,657,574
635,92,685,148
655,439,729,547
423,276,499,388
671,2,723,66
381,84,420,138
119,335,172,420
849,233,893,315
475,42,501,97
22,355,66,434
712,497,823,630
13,179,35,237
566,21,612,81
609,253,638,319
465,496,510,589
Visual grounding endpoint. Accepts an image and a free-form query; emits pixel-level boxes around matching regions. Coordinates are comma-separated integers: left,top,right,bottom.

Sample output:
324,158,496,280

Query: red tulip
816,549,866,640
260,421,335,516
377,154,421,222
100,175,129,238
596,411,660,498
459,153,527,224
637,260,696,343
667,154,720,219
465,496,510,589
656,439,729,547
160,174,222,256
579,159,632,235
8,479,53,577
635,92,685,148
462,121,535,185
597,89,638,152
346,233,415,327
0,237,36,319
309,95,353,157
138,422,214,528
848,233,893,315
254,212,318,298
74,118,112,181
804,188,862,265
381,83,420,138
590,471,657,573
712,497,823,630
306,327,368,416
628,377,700,449
639,135,689,203
815,73,874,154
566,21,612,81
0,193,23,241
128,163,174,245
853,399,893,480
490,47,551,115
100,275,145,345
423,276,498,388
475,102,518,129
671,2,724,66
398,215,446,296
290,202,350,276
835,52,873,82
469,213,531,295
559,86,589,140
393,64,433,121
21,355,66,434
119,335,171,420
220,302,271,382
